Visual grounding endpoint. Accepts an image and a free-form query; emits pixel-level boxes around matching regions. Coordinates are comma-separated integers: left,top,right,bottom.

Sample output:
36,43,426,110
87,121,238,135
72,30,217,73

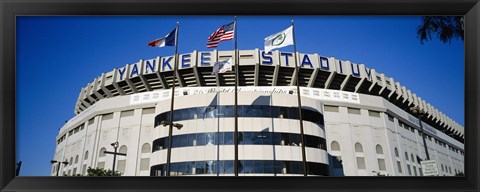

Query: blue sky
16,16,464,176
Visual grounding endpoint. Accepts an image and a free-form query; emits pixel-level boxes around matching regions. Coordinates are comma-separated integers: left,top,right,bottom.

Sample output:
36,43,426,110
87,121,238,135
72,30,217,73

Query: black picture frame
1,0,478,192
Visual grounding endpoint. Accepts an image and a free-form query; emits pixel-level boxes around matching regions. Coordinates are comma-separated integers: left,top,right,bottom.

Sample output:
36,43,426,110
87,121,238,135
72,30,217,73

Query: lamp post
104,141,126,176
160,120,183,176
50,160,69,176
410,106,430,160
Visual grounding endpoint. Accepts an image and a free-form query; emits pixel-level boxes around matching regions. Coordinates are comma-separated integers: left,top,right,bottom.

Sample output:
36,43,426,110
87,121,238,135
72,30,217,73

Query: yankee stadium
51,48,464,176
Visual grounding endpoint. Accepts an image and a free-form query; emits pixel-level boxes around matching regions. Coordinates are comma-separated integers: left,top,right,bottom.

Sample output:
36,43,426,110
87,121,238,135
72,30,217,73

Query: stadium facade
52,49,464,176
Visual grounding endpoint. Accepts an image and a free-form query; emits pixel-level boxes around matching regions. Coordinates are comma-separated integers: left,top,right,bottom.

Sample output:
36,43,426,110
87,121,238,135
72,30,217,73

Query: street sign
421,160,439,176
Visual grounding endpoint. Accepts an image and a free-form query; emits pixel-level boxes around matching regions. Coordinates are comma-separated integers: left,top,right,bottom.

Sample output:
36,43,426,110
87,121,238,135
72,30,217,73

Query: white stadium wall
52,49,464,176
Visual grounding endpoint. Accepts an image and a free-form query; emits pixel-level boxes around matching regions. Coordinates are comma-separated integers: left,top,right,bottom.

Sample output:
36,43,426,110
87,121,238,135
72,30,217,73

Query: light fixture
160,120,183,129
111,141,119,148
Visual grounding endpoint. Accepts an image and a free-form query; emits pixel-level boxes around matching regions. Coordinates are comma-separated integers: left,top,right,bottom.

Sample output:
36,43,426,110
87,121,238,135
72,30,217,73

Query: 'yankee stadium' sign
116,50,373,82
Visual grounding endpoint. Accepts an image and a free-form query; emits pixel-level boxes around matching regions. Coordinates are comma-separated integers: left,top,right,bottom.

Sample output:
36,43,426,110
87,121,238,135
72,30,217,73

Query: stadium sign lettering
200,52,211,66
118,67,127,80
260,51,371,78
181,54,191,68
130,64,139,78
162,57,173,71
117,50,373,81
145,60,156,73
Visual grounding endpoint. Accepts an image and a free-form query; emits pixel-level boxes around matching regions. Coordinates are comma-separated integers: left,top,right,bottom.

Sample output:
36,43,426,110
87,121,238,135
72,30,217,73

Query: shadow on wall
328,154,344,176
251,95,271,106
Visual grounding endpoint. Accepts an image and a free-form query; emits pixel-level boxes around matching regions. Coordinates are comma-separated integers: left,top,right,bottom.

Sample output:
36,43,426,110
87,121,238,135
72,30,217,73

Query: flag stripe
207,22,235,48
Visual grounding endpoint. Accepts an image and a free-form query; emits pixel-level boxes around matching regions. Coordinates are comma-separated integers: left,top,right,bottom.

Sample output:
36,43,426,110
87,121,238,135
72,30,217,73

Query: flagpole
292,19,308,176
166,22,180,177
233,16,239,176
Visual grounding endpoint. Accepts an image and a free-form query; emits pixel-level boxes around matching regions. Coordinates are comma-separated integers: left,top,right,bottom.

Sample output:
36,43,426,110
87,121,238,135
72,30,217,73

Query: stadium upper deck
73,49,464,142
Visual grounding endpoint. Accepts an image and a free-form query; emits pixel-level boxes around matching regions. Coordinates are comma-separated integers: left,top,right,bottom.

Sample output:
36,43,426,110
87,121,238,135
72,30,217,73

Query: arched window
331,141,340,151
99,147,106,157
394,148,399,157
405,152,409,161
354,142,363,153
141,143,151,153
354,142,365,170
119,145,128,154
75,155,79,164
375,144,383,154
70,157,73,165
117,145,128,173
84,151,89,160
411,154,415,162
375,145,386,171
140,144,151,171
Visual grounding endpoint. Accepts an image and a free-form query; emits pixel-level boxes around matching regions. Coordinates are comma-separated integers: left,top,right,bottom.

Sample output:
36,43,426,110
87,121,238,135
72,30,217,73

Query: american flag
207,22,235,48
